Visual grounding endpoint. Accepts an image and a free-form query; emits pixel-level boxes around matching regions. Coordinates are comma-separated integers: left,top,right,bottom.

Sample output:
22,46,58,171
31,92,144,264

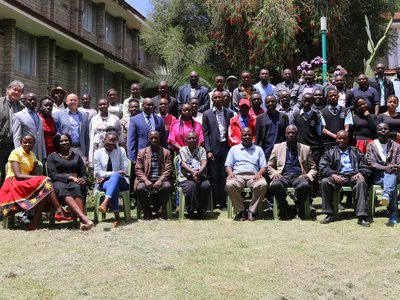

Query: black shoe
320,215,335,224
338,203,345,210
357,218,370,227
309,205,316,212
234,210,246,221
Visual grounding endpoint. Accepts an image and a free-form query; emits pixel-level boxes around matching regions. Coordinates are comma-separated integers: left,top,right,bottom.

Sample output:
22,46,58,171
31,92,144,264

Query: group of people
2,61,400,230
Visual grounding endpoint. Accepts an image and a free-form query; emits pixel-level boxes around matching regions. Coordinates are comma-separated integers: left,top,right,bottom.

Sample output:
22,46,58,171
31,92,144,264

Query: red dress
39,114,57,155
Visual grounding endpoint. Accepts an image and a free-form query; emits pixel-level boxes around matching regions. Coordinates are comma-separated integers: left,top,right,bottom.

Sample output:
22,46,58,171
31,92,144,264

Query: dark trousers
269,174,311,218
136,181,172,216
0,144,13,187
320,176,368,217
208,149,228,207
180,179,210,211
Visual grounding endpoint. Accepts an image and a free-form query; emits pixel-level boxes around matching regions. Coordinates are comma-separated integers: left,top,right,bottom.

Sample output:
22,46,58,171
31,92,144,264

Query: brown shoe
113,220,121,228
98,204,107,214
248,211,256,221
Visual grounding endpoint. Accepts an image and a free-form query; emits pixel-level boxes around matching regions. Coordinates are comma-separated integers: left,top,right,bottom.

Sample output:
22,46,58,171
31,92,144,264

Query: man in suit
53,93,89,161
127,98,166,162
319,130,371,227
12,93,46,162
0,80,25,186
134,130,173,220
202,90,234,208
177,71,210,113
268,125,317,219
153,81,178,117
296,70,324,108
369,63,395,113
256,95,289,161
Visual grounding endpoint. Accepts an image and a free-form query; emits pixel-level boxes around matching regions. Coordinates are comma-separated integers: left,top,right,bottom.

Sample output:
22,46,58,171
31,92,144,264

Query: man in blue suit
53,93,89,161
177,71,210,113
127,98,167,162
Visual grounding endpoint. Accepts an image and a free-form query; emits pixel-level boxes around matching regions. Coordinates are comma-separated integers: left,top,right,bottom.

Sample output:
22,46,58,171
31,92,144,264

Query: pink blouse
167,119,204,150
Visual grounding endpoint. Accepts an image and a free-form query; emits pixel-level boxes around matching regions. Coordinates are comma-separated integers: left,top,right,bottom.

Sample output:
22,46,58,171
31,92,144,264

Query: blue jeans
374,171,399,215
99,173,129,212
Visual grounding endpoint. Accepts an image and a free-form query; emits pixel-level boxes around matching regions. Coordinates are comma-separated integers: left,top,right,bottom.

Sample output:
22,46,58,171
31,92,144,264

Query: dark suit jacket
134,146,172,190
255,111,289,150
202,107,234,155
177,84,210,113
127,113,166,162
369,76,395,107
152,95,178,117
53,108,89,157
296,83,324,106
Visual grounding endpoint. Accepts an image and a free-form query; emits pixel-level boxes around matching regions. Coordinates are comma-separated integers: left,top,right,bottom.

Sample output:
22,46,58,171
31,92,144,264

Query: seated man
268,125,317,219
225,127,268,221
178,131,210,219
319,130,371,227
134,130,173,220
367,123,400,226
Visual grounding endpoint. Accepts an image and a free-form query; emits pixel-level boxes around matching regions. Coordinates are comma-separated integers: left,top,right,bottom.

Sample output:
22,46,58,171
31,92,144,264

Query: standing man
369,63,395,113
254,68,276,109
202,90,234,209
153,81,178,117
127,98,166,162
135,131,173,220
319,130,371,226
53,94,90,161
249,92,265,117
208,75,225,108
333,75,351,108
392,65,400,109
12,93,46,162
50,86,67,115
226,75,238,95
256,95,289,162
274,68,299,106
232,71,258,112
0,80,25,186
79,93,97,121
347,74,379,114
225,127,268,221
296,70,324,108
123,83,143,118
177,71,210,113
268,125,317,219
276,90,299,125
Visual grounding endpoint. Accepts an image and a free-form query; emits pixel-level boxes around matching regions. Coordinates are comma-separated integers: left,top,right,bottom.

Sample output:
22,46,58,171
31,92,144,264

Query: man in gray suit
296,70,324,108
53,93,89,162
12,93,46,162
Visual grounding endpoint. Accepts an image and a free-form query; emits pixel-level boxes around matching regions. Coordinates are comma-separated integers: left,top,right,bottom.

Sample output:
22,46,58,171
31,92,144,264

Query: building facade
0,0,154,101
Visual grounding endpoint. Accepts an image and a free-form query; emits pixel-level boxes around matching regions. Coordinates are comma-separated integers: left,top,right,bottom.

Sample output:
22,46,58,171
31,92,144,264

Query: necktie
331,107,338,114
30,111,39,129
107,156,112,172
146,115,152,131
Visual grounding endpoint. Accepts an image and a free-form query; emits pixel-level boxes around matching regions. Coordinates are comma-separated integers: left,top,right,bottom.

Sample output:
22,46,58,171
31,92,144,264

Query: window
15,29,37,76
83,0,95,32
105,13,115,44
104,69,115,95
82,60,95,95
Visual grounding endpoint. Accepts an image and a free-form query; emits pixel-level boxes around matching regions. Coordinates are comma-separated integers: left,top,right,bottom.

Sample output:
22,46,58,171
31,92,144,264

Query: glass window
104,69,115,95
105,13,115,44
83,0,95,32
15,29,37,76
82,60,95,95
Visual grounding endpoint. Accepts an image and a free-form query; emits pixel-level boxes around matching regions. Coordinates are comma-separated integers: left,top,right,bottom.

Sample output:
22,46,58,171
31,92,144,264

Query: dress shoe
320,215,335,224
234,211,246,221
247,211,255,221
157,212,167,221
357,218,370,227
113,220,121,228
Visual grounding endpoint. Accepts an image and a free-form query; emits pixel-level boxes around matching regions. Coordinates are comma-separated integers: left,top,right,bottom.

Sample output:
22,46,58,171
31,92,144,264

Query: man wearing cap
0,80,25,186
228,99,256,146
50,86,67,115
226,75,238,95
177,71,210,113
53,94,89,161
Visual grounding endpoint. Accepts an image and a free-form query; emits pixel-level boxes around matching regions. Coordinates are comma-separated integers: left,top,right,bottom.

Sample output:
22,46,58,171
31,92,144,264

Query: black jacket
368,76,395,107
319,146,371,179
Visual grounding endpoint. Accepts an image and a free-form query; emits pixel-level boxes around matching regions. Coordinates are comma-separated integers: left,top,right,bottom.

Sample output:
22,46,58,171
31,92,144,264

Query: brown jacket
267,141,317,181
134,146,172,190
366,139,400,171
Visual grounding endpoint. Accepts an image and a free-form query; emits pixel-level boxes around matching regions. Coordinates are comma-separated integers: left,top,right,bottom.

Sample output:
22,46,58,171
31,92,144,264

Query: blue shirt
283,147,302,175
225,143,267,174
339,148,353,174
393,77,400,112
68,111,80,144
254,81,276,109
239,114,249,128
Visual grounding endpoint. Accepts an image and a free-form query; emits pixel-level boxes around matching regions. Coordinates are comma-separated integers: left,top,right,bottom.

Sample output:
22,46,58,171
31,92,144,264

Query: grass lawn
1,199,399,300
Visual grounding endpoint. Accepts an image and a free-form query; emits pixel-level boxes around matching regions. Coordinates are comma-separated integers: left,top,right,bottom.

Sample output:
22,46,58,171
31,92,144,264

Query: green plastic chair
93,160,132,223
272,187,311,220
369,184,400,220
173,155,213,220
227,187,263,219
333,186,353,218
136,190,172,220
2,161,44,229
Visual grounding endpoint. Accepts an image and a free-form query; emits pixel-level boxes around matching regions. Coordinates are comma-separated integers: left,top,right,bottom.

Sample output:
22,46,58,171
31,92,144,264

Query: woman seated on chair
94,130,129,228
0,134,67,230
47,133,94,231
178,131,210,219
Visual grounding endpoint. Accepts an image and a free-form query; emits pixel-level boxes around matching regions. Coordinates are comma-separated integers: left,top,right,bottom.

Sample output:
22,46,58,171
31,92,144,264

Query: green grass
1,200,399,300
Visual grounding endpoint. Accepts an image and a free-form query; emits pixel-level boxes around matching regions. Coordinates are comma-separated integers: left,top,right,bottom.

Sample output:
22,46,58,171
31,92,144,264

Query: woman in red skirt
0,134,66,230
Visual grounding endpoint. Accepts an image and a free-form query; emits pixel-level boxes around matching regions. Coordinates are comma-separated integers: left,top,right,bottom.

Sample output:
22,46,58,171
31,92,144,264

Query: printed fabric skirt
0,176,54,220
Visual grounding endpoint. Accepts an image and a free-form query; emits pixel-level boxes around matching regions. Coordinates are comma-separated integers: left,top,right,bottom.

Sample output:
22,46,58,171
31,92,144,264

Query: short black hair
53,133,72,153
